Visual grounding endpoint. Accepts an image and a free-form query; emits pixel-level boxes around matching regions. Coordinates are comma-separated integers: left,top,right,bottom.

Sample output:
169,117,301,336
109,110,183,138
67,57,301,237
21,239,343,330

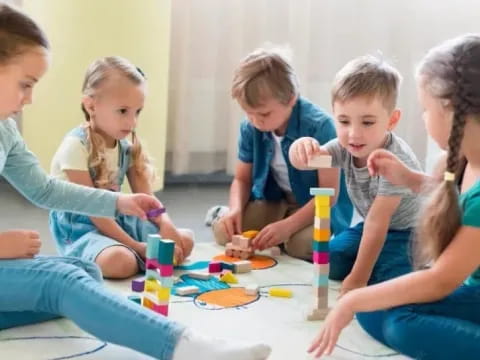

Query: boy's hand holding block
307,154,332,169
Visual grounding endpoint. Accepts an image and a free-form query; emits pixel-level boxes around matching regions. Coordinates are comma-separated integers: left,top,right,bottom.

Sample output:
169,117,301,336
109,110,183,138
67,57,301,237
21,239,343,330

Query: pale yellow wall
22,0,171,190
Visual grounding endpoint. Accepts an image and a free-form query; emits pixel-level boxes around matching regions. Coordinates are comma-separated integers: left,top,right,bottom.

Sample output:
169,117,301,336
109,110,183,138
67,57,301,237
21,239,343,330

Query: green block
312,241,329,252
158,239,175,265
128,295,142,304
310,187,335,196
315,275,329,287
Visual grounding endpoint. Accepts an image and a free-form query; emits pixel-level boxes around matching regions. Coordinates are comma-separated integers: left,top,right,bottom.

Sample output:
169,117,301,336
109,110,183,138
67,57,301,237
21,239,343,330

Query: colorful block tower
141,234,175,316
307,187,334,321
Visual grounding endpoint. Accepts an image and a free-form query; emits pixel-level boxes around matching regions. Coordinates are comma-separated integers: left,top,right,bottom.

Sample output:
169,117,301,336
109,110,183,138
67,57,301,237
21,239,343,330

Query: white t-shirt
50,136,120,183
269,132,292,193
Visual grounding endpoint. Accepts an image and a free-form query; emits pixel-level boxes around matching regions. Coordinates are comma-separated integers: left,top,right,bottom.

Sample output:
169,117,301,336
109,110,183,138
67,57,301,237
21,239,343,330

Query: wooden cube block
307,154,332,168
159,264,174,277
306,307,330,321
187,271,211,280
131,276,145,292
176,285,200,296
269,246,281,256
245,284,259,296
233,260,252,273
208,261,222,273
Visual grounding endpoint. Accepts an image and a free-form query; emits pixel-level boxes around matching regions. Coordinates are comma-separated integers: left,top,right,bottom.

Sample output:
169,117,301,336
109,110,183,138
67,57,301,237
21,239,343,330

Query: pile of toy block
129,234,175,316
225,230,258,259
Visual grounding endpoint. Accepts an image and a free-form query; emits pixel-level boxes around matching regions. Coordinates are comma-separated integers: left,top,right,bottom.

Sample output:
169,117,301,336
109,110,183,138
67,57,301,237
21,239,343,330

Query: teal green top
0,118,118,218
461,180,480,286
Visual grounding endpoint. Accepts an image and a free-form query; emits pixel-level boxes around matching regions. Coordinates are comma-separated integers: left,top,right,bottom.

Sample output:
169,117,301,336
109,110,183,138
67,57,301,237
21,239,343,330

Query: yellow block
242,230,259,239
269,288,293,298
315,196,330,207
157,287,171,302
315,206,330,218
314,228,331,241
220,272,238,284
145,279,161,292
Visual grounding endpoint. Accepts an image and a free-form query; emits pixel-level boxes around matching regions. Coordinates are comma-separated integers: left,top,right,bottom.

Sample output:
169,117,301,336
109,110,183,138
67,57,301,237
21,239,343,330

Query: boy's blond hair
332,55,402,111
232,47,299,107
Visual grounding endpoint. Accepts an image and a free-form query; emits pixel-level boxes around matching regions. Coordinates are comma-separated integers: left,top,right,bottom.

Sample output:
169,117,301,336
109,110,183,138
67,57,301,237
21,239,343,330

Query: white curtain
166,0,480,176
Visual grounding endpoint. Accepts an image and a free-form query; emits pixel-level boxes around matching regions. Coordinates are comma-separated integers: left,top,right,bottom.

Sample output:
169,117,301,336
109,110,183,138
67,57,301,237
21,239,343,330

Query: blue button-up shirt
237,97,353,235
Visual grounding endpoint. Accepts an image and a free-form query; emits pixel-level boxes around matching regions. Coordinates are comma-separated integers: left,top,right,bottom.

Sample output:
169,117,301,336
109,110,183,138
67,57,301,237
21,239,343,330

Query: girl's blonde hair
415,34,480,267
81,56,154,189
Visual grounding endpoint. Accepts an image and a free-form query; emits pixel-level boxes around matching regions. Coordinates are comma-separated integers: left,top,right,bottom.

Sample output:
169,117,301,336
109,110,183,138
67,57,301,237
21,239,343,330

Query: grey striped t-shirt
324,133,422,230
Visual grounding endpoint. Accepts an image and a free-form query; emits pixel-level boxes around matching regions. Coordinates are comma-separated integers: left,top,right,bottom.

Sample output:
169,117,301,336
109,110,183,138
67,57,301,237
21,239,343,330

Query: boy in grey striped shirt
289,55,421,296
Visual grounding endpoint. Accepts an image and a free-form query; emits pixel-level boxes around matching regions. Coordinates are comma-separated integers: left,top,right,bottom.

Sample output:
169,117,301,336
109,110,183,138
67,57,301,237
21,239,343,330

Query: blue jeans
357,284,480,359
329,222,412,284
0,256,184,360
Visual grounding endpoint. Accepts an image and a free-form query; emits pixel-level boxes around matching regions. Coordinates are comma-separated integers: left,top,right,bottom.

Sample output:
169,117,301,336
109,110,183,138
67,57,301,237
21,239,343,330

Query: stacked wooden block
131,234,175,316
307,187,334,320
225,233,255,260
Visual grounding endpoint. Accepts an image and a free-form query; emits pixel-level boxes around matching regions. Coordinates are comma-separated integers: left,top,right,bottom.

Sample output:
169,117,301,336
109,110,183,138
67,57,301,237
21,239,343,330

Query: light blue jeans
0,256,184,360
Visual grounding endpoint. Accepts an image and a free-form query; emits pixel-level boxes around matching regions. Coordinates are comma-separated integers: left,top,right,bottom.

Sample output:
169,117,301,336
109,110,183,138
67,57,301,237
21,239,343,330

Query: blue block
158,239,175,265
146,268,161,281
312,241,329,252
221,262,234,271
147,234,161,259
128,294,142,304
315,274,329,287
160,276,174,288
310,187,335,196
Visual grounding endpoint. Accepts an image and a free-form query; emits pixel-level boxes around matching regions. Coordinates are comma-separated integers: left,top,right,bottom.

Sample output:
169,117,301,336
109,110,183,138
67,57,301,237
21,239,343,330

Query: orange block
313,228,330,241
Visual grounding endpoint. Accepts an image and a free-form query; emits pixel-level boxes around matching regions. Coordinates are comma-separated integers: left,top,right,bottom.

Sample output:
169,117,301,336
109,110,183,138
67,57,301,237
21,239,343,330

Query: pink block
160,264,174,277
208,261,222,273
146,258,160,270
153,304,169,316
313,251,329,264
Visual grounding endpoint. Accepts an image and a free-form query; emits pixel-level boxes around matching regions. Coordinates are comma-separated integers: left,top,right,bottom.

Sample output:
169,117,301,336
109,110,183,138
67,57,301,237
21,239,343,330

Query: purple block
313,251,329,264
146,207,166,218
160,264,174,277
208,261,222,273
131,276,145,292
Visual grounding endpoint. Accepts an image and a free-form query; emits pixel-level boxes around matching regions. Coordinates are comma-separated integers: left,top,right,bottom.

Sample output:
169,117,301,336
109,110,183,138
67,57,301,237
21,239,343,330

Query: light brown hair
231,47,299,107
81,56,154,189
415,34,480,267
332,55,402,111
0,3,49,64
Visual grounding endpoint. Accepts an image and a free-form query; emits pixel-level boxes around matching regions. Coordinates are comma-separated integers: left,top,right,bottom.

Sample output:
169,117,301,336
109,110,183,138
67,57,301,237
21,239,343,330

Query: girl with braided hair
308,34,480,360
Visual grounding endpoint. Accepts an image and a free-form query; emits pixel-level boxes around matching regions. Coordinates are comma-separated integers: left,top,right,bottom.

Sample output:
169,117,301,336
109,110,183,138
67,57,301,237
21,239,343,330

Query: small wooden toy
219,271,238,284
307,154,332,168
245,284,259,296
269,288,293,298
176,285,200,296
208,261,222,273
187,271,211,280
233,260,252,274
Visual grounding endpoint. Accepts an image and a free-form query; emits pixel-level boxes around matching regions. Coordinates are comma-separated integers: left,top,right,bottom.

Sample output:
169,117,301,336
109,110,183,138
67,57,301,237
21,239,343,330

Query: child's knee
284,236,312,260
95,246,138,279
212,219,230,246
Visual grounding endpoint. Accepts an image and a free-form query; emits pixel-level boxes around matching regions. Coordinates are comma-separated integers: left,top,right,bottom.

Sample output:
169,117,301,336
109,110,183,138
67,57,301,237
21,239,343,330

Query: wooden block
313,295,328,308
306,307,330,321
145,258,160,270
147,234,161,259
313,251,329,264
313,228,330,241
233,260,252,273
208,261,222,273
269,246,281,256
245,284,259,296
128,294,142,304
307,154,332,168
310,187,335,196
315,195,330,207
142,296,155,310
314,286,328,297
232,235,251,249
242,230,259,239
145,279,161,292
187,271,211,280
268,288,293,298
221,262,235,271
146,268,161,281
176,285,200,296
143,292,168,306
156,287,171,302
312,241,329,252
153,303,169,316
159,264,174,277
158,239,175,265
315,206,330,219
314,274,329,287
220,271,238,284
160,276,174,288
314,264,330,276
314,217,330,230
131,276,145,292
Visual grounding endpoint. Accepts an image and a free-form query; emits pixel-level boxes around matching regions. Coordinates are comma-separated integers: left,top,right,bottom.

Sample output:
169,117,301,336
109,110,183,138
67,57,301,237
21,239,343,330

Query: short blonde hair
332,55,402,111
232,47,299,107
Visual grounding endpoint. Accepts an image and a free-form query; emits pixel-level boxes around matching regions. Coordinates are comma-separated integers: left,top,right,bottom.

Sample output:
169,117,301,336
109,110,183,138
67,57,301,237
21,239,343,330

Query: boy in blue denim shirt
211,47,352,260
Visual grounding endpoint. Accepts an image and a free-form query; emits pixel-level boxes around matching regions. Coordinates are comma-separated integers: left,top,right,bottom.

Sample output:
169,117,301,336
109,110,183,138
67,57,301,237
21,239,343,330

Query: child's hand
367,149,411,186
252,220,291,251
288,137,321,170
117,194,161,220
339,274,367,298
219,208,242,240
134,242,147,260
174,245,185,264
0,230,41,259
308,297,355,358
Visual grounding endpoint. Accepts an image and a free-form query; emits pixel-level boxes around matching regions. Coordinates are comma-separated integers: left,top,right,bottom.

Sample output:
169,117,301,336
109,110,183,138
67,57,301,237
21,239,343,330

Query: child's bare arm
341,195,401,294
64,169,142,253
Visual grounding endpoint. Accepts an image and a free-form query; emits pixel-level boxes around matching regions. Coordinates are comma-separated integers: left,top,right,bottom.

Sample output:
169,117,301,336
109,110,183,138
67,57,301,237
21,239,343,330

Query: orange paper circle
195,288,259,308
212,254,277,270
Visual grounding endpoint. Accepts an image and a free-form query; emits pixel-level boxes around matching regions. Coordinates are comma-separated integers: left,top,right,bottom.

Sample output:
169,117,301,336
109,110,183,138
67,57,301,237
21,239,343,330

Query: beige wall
22,0,171,190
